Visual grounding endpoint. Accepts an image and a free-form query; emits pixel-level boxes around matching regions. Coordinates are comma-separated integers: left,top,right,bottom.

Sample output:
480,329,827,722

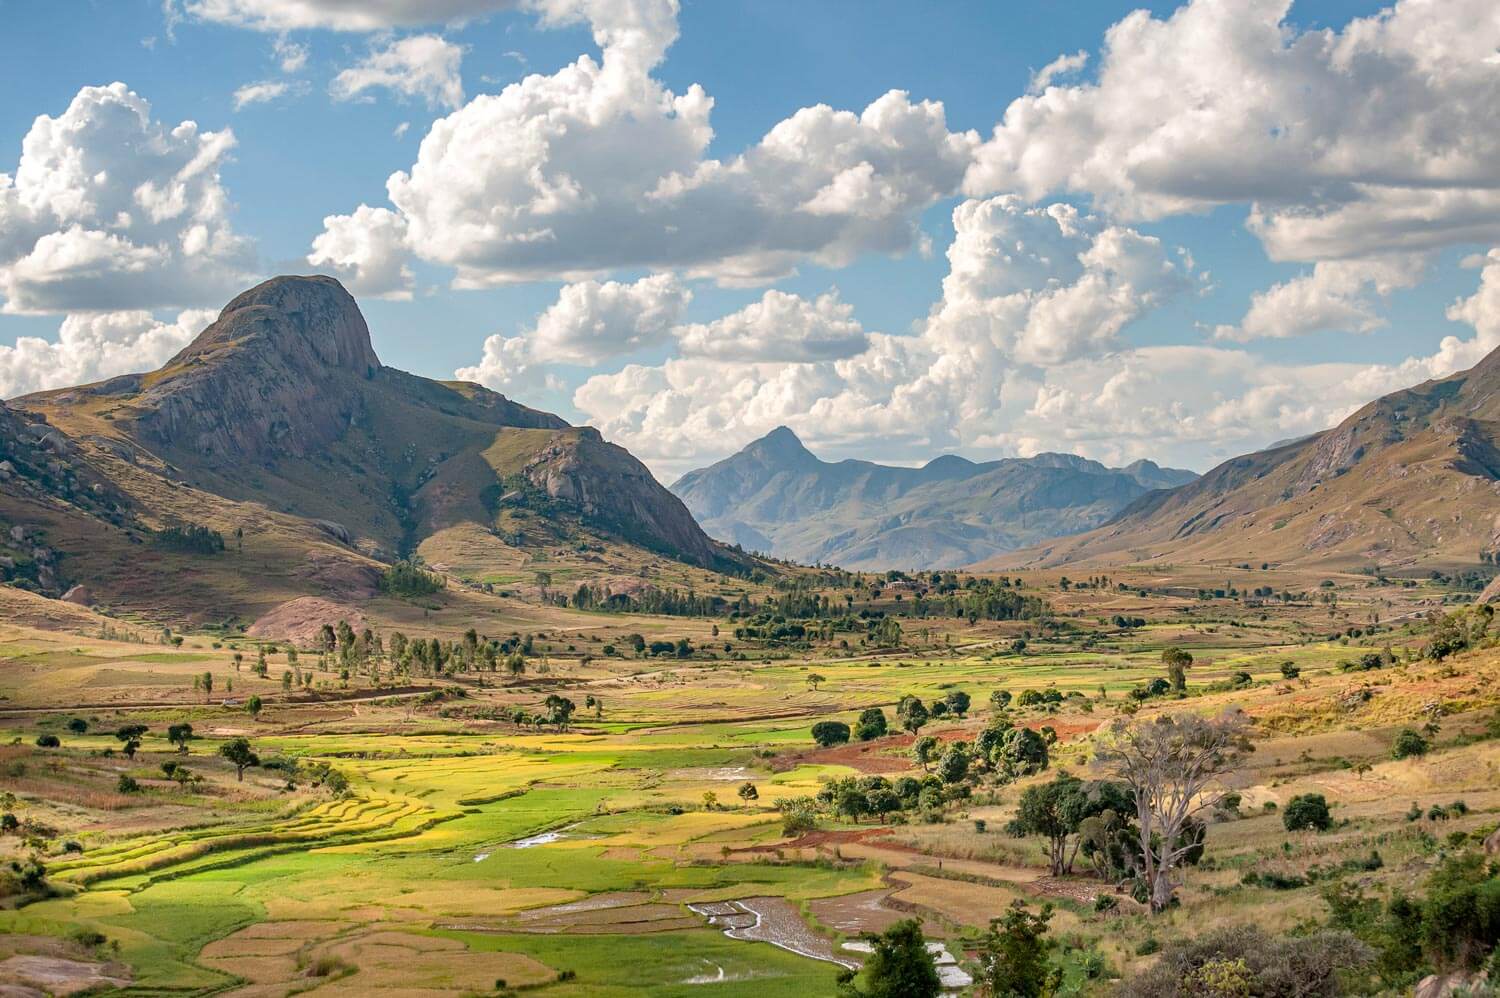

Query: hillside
978,344,1500,572
2,276,744,623
670,426,1196,569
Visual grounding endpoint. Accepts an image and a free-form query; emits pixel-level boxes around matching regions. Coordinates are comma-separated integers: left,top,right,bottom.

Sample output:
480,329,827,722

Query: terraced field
2,571,1497,995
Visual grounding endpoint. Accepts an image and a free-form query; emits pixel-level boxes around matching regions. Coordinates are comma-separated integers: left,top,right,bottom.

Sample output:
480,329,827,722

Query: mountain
1,276,740,621
669,427,1197,570
976,345,1500,572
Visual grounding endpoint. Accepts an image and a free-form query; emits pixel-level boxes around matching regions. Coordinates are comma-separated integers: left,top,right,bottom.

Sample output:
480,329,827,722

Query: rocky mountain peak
749,425,817,465
173,275,380,377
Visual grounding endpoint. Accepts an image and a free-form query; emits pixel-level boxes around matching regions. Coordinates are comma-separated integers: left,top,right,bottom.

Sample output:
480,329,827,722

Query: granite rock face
126,276,378,465
523,428,720,567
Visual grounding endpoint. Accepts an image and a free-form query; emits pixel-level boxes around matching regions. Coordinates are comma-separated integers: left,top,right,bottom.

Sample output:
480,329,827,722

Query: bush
1117,925,1371,998
1283,793,1334,832
34,734,60,748
1391,728,1430,760
811,720,851,747
855,707,888,741
116,775,140,794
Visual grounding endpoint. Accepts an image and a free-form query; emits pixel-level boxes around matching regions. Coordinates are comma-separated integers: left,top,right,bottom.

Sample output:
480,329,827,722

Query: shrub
1391,728,1430,760
116,775,140,794
855,707,888,741
34,734,60,748
811,720,851,747
1117,925,1371,998
1283,793,1334,832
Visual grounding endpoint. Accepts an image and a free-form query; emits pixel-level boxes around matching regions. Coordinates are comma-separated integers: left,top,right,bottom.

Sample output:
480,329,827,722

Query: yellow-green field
1,570,1496,996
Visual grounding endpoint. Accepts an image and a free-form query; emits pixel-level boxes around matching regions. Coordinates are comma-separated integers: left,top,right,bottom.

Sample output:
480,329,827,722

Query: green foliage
218,737,260,781
812,720,851,747
840,919,940,998
975,900,1059,998
855,707,888,741
1391,728,1430,760
153,523,225,554
1283,793,1334,832
379,560,445,596
1325,850,1500,983
989,725,1050,782
1117,925,1371,998
1009,772,1133,876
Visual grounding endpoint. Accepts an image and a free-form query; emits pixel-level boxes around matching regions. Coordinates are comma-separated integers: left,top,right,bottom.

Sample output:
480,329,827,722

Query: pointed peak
179,274,380,375
734,425,820,468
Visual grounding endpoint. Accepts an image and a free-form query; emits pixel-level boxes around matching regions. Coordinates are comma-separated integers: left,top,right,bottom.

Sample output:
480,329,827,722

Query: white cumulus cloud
675,289,869,362
1212,255,1427,342
0,82,253,314
0,309,215,398
966,0,1500,262
331,35,466,110
312,0,978,294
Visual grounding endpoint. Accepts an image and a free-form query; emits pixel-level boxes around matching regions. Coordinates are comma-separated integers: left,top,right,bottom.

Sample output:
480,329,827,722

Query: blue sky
3,0,1498,479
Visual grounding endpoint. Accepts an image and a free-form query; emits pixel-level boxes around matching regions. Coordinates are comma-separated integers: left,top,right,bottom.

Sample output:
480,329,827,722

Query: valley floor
1,569,1497,996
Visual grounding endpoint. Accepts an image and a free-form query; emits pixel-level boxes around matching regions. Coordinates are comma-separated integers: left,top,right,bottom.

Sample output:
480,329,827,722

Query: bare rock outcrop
521,427,722,568
247,596,369,645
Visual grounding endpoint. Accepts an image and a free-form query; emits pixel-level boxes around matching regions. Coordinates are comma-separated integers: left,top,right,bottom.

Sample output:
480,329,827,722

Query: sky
3,0,1499,482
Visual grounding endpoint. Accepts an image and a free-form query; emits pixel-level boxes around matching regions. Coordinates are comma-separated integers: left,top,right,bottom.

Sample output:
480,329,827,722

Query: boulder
59,585,94,607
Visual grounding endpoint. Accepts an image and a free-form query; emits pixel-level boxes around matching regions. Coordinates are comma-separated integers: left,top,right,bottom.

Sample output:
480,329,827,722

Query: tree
219,737,260,782
834,785,869,823
246,695,262,720
1391,728,1429,760
702,791,718,811
855,708,888,741
812,720,852,747
1283,793,1333,832
67,718,88,735
201,672,213,702
1162,647,1193,692
115,724,148,760
990,726,1050,782
1010,772,1132,877
737,781,759,803
35,734,60,748
991,690,1012,710
1279,661,1300,679
167,723,194,753
840,919,940,998
911,735,939,771
806,673,827,691
899,699,929,735
936,744,969,785
944,690,971,717
544,694,576,731
1093,710,1253,913
505,652,526,677
975,901,1058,998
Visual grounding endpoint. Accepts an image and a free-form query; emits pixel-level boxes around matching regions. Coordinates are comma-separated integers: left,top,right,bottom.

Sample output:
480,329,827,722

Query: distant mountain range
669,427,1196,570
0,276,744,625
978,344,1500,572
